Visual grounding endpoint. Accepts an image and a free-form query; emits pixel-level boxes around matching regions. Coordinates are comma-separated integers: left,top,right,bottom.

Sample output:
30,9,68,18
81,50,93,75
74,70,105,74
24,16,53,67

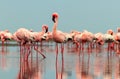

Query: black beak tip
45,29,48,33
52,16,55,23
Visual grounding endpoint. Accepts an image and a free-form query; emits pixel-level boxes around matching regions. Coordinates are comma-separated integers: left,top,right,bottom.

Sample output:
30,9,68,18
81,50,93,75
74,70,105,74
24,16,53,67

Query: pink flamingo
0,30,13,45
104,29,115,50
72,31,81,48
69,30,81,48
52,12,74,51
115,28,120,43
13,28,46,61
0,30,13,52
13,28,34,61
82,30,94,49
52,12,66,52
30,25,48,58
94,32,104,49
13,28,34,45
73,30,94,50
114,27,120,53
31,25,48,42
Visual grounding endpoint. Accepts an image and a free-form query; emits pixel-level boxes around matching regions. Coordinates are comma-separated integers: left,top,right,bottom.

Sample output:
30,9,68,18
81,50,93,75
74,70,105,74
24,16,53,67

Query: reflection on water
0,42,120,79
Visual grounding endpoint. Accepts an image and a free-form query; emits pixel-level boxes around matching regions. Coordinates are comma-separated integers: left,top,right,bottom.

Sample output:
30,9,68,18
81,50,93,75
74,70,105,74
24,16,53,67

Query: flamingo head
29,29,34,32
42,25,48,33
107,29,113,35
4,30,9,33
117,27,120,32
52,12,59,23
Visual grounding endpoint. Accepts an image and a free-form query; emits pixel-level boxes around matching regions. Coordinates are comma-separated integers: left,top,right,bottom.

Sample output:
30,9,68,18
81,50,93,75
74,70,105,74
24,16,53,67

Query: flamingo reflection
75,50,82,79
115,42,120,54
0,46,9,71
17,49,44,79
103,51,113,79
76,50,93,79
0,53,7,70
55,44,65,79
0,39,8,54
115,55,120,79
93,52,104,78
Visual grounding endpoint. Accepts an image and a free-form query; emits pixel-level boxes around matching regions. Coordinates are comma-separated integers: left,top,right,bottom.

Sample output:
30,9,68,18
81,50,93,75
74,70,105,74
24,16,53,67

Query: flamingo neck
42,26,46,33
52,20,58,34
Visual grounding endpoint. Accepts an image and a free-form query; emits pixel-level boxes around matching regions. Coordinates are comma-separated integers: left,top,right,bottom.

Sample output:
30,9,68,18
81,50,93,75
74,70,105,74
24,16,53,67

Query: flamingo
13,28,35,61
115,27,120,43
73,30,94,50
31,25,48,42
0,30,13,45
70,30,94,50
0,30,13,52
114,27,120,53
72,32,81,48
30,25,48,59
104,29,115,50
69,30,81,48
52,12,67,52
13,28,46,61
94,32,104,49
13,28,34,45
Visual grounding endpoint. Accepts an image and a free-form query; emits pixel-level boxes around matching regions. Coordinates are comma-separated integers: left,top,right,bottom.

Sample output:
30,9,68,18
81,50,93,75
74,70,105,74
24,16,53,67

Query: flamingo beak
44,26,48,33
52,16,56,23
45,27,48,33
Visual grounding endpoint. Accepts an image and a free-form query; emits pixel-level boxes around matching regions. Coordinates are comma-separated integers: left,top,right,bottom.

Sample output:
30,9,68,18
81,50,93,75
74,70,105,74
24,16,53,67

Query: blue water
0,42,119,79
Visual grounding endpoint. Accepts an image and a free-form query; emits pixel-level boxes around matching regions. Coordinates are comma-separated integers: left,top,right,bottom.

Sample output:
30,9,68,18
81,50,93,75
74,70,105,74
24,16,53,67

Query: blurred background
0,0,120,33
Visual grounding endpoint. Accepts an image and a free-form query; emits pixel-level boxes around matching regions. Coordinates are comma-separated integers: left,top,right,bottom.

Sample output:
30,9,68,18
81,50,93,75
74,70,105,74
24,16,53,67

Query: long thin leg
24,45,31,61
56,43,58,79
61,43,64,53
61,49,64,79
34,45,46,58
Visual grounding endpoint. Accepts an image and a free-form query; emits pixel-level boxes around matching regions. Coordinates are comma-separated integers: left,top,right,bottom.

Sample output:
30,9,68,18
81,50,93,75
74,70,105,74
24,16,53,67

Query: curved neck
52,18,58,33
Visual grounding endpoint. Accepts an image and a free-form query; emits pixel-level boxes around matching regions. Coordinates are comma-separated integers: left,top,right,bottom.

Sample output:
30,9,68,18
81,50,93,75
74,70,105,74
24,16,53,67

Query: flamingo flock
0,12,120,60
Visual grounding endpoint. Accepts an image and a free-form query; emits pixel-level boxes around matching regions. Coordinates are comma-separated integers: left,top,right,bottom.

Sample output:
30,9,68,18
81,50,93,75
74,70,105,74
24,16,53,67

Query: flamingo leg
82,42,85,50
34,45,46,58
56,43,58,79
61,49,64,79
2,41,4,53
61,43,64,53
24,45,31,61
75,42,79,49
108,43,110,51
56,43,58,54
19,44,22,79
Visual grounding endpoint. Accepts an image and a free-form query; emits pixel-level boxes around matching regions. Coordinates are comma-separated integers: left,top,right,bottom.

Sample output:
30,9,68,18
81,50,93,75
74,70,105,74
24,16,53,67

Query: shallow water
0,42,120,79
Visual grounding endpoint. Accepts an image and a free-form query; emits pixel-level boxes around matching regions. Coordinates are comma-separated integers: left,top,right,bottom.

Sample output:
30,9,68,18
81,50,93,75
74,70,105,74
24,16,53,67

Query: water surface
0,42,119,79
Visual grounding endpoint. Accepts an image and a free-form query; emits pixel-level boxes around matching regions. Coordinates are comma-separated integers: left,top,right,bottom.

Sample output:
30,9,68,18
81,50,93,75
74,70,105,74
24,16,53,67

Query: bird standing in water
52,12,66,52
